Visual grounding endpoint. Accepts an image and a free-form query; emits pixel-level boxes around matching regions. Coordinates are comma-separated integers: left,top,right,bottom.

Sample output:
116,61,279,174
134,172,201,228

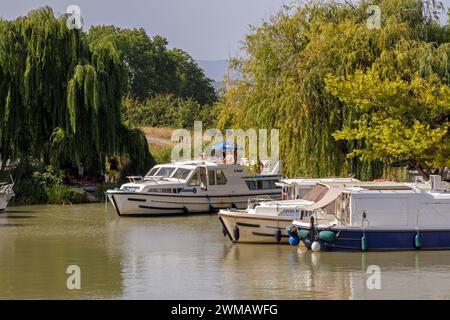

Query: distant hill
197,60,229,83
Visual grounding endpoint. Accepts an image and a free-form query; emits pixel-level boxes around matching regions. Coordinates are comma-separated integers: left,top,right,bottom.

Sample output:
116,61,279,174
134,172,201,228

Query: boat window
147,167,159,176
262,180,272,190
208,170,216,185
172,168,192,180
154,167,176,177
199,167,207,190
188,171,201,186
147,188,181,193
246,181,257,190
216,170,228,185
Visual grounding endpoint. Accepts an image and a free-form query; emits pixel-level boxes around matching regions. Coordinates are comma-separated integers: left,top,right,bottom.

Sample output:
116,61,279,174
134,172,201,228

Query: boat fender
209,204,217,213
287,225,297,236
318,231,336,242
309,216,315,242
304,238,312,249
275,229,282,243
231,203,237,209
415,234,422,249
288,235,300,246
311,241,321,252
298,229,310,240
182,207,189,215
233,225,240,241
361,236,368,252
222,225,228,237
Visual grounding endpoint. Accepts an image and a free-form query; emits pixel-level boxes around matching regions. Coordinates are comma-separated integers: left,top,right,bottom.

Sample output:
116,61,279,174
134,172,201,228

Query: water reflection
0,205,123,299
1,204,450,299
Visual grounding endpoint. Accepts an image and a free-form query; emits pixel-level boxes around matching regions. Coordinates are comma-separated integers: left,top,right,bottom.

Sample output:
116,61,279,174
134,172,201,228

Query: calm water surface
1,204,450,299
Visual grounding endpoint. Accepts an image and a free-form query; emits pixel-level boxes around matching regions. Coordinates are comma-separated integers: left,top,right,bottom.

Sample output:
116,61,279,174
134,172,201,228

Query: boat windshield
172,168,192,180
149,167,176,177
146,167,159,176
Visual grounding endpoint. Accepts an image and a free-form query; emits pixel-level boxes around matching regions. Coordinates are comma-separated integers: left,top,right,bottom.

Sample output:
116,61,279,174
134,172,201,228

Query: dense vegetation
122,95,214,129
88,26,217,104
0,7,153,178
215,0,450,180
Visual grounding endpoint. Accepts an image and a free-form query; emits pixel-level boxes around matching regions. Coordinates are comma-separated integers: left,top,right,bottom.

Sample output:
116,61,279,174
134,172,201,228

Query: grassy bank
143,127,174,165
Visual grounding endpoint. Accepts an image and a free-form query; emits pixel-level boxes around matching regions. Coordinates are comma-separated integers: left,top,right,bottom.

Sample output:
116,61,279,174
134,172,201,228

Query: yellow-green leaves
328,67,450,174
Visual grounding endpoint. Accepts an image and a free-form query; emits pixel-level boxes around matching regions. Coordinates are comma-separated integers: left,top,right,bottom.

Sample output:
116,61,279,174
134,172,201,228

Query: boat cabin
121,160,282,195
295,177,450,229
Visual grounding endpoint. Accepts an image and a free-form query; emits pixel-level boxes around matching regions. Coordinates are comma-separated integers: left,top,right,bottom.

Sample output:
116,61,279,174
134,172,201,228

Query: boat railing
247,195,274,209
0,183,14,194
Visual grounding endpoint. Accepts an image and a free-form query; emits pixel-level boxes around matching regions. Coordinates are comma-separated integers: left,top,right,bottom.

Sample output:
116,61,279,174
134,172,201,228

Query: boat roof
277,177,359,187
294,181,441,212
320,181,414,190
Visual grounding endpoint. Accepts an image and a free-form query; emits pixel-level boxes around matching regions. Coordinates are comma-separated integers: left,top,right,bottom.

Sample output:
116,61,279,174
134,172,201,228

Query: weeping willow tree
215,0,446,179
0,7,153,175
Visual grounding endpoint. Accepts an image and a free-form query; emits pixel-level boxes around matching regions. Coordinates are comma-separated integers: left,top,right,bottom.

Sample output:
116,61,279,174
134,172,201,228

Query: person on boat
257,160,264,174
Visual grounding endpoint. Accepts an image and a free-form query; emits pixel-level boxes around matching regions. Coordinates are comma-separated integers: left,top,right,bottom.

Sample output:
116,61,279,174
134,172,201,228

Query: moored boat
289,176,450,252
106,160,282,216
218,178,359,244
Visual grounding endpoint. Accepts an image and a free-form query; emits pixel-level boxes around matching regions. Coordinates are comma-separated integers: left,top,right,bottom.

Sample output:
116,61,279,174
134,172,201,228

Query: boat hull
107,191,281,216
296,226,450,252
218,211,293,244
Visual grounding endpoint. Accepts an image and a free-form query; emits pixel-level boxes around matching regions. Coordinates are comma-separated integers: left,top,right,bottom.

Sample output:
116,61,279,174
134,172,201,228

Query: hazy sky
0,0,288,60
0,0,449,60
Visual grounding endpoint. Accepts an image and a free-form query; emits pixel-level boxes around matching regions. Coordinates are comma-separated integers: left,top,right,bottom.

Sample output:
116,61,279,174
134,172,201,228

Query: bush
46,185,87,205
13,161,63,204
12,160,89,205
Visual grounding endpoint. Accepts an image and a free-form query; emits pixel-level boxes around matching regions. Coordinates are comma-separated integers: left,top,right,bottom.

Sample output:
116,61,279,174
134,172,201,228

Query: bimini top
299,187,345,211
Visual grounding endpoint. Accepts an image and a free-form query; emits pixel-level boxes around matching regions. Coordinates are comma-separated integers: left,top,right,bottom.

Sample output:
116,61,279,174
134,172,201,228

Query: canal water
1,204,450,299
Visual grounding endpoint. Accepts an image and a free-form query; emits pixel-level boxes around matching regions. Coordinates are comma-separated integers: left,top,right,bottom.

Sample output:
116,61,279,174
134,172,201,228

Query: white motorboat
218,178,359,244
106,160,282,216
0,178,15,211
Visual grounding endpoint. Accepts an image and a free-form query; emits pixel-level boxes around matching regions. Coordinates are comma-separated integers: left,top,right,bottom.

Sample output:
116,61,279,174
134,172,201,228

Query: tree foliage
0,7,154,175
327,68,450,179
122,95,214,129
215,0,448,179
88,26,217,105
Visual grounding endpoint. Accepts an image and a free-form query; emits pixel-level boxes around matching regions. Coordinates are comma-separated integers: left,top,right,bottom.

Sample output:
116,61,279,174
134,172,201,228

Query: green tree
327,70,450,179
215,0,447,179
0,7,153,175
122,95,214,129
88,26,216,105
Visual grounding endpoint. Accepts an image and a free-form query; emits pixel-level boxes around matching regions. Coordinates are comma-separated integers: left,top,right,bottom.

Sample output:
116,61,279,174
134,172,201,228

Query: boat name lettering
182,188,197,194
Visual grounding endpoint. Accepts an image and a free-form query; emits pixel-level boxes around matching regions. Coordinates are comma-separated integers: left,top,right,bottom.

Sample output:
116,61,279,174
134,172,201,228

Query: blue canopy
211,141,242,151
